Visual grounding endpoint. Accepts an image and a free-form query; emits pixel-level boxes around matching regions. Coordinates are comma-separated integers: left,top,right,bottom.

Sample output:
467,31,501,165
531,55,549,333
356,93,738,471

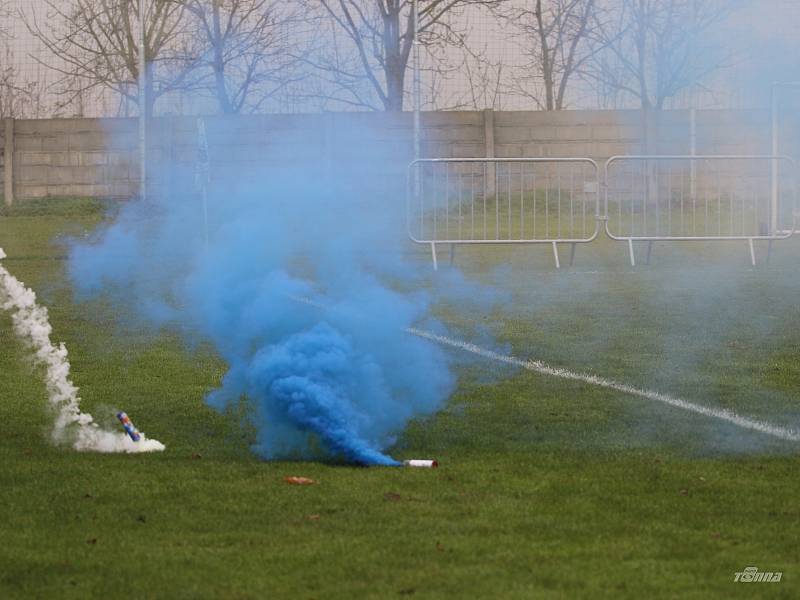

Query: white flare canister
402,459,438,468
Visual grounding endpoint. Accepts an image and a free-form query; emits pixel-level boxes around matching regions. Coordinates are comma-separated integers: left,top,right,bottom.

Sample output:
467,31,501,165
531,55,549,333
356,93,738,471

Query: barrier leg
449,244,456,267
748,238,756,267
628,239,636,267
552,241,561,269
645,240,653,265
431,242,438,271
569,242,576,266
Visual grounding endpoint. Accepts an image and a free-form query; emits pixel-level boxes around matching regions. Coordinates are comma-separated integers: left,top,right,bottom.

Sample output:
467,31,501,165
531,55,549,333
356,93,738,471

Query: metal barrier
407,158,601,268
604,155,798,266
408,155,797,268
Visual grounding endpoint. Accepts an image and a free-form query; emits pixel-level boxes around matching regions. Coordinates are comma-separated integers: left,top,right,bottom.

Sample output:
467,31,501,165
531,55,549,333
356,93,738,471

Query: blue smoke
68,119,456,465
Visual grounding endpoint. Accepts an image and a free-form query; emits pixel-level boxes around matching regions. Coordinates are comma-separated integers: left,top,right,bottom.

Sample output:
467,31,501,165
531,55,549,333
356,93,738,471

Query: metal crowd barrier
604,155,797,265
407,158,601,268
407,155,797,268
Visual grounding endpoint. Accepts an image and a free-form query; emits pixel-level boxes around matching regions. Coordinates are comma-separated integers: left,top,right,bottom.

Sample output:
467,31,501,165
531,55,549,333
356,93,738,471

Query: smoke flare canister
403,459,438,468
117,412,142,442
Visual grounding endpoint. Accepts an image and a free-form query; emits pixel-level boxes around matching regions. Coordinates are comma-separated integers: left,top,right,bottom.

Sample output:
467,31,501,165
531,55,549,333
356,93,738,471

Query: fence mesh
1,1,799,120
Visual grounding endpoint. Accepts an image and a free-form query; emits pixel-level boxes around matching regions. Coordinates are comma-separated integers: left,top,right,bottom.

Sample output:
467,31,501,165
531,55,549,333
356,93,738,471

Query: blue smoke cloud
68,118,456,465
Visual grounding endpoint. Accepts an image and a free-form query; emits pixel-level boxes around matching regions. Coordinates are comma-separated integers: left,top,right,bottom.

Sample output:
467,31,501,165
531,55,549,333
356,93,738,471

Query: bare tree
302,0,505,112
25,0,202,117
183,0,305,114
0,1,9,40
588,0,731,110
0,47,44,119
585,0,732,202
0,4,45,119
499,0,602,110
455,44,504,110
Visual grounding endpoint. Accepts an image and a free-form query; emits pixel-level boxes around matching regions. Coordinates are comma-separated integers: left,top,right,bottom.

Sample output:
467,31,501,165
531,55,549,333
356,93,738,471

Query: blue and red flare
117,411,141,442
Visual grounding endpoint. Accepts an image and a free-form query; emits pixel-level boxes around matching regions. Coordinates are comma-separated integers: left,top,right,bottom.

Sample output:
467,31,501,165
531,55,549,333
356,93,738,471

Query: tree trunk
543,70,555,111
211,2,235,114
382,3,405,112
385,66,405,112
535,0,555,111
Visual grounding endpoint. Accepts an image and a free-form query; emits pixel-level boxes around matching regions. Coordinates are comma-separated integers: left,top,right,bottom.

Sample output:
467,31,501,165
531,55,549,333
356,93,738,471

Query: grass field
2,198,800,598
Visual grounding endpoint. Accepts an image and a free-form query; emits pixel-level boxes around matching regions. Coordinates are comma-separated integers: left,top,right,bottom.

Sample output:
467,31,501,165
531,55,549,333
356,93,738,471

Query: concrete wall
0,109,777,202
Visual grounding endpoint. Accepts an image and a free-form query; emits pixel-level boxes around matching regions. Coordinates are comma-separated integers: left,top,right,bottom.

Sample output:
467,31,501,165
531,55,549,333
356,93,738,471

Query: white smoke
0,247,165,453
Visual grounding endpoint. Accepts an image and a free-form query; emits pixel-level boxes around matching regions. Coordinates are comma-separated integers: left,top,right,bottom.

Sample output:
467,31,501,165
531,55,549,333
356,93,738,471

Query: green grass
2,199,800,598
422,189,778,241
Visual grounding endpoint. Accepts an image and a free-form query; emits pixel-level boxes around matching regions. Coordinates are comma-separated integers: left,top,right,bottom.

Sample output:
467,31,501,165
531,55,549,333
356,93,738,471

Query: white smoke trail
0,248,165,453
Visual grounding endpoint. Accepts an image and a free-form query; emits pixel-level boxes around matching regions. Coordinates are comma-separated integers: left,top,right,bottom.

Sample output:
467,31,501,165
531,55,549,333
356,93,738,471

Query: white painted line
408,328,800,443
290,294,800,443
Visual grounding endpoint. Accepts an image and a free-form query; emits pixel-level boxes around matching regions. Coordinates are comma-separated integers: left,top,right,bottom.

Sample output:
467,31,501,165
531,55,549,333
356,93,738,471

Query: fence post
484,108,495,198
771,84,779,235
3,118,13,207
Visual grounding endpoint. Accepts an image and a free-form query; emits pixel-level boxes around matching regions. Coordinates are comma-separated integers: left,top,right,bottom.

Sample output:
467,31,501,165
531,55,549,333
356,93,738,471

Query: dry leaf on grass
284,476,316,485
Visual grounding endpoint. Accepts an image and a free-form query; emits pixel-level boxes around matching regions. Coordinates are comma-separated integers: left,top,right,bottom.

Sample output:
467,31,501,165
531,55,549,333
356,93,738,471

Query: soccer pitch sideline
1,198,799,599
